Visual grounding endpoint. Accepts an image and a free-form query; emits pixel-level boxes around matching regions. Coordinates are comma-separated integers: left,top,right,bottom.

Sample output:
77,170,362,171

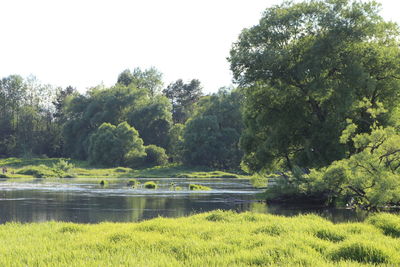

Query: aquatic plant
189,184,211,191
127,179,139,188
144,181,157,189
99,180,109,186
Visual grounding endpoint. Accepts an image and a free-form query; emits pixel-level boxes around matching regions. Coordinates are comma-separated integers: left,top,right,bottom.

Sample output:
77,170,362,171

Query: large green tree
163,79,203,124
0,75,61,157
62,84,147,159
182,88,244,169
229,0,400,172
117,67,163,97
88,122,144,166
127,95,172,149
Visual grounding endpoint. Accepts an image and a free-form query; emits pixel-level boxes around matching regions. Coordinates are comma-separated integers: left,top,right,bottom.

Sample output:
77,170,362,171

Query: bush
144,145,168,167
0,174,8,178
144,181,157,189
125,150,147,169
89,122,145,167
52,159,74,172
189,184,211,191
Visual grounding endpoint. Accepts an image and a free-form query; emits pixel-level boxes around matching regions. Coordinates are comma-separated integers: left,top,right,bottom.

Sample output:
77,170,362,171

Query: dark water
0,178,369,224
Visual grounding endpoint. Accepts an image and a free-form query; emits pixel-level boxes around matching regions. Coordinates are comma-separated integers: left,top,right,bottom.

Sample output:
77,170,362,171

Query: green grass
0,211,399,266
0,158,249,179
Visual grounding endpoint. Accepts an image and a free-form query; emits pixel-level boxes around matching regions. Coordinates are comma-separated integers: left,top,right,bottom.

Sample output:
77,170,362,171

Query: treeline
0,68,243,170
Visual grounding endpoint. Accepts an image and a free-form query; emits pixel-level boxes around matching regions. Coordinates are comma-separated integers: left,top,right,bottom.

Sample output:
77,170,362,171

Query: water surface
0,178,369,223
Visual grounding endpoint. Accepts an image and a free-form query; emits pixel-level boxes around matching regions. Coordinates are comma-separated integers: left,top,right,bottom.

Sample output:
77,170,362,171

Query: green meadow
0,211,399,266
0,158,247,179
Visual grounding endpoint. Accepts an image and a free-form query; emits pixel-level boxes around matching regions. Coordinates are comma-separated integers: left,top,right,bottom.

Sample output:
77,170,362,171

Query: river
0,178,370,223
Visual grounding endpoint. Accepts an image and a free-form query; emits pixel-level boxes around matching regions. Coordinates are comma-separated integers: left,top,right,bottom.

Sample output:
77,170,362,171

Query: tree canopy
230,0,400,173
182,88,244,169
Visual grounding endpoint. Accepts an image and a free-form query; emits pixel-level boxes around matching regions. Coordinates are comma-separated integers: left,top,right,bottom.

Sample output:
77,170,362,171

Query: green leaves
230,0,400,172
88,122,144,167
182,89,243,169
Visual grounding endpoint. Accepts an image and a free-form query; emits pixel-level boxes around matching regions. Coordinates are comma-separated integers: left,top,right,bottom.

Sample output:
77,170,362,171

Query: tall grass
0,211,398,266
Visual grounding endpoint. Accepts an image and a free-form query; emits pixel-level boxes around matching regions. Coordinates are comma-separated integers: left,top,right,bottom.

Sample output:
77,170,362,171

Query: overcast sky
1,0,399,93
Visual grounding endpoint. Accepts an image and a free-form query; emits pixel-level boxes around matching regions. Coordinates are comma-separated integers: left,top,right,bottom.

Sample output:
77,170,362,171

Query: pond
0,178,370,224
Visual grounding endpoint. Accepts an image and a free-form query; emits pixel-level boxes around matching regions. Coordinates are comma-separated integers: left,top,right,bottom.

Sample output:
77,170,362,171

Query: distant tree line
0,68,243,170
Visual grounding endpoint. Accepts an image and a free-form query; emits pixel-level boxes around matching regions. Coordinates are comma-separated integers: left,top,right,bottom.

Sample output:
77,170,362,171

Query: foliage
265,117,400,209
182,88,244,169
0,75,62,157
167,123,184,162
163,79,203,124
52,159,74,172
63,84,148,159
143,145,168,167
0,211,399,266
127,95,172,149
88,122,145,167
230,0,400,172
117,67,163,97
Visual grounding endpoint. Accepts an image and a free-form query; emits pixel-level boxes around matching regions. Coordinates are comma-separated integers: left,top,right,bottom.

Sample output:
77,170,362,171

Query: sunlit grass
0,158,249,179
0,211,398,266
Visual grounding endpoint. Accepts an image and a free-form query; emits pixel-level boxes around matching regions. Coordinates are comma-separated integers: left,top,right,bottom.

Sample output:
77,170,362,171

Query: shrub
189,184,211,191
89,122,145,167
144,181,157,189
125,150,147,169
52,159,74,172
0,174,8,178
144,145,168,167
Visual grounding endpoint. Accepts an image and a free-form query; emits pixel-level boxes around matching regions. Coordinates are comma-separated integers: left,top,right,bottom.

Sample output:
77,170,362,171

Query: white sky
0,0,399,93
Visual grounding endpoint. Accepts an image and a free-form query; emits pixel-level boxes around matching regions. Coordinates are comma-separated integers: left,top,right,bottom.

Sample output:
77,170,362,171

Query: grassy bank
0,211,399,266
0,158,248,179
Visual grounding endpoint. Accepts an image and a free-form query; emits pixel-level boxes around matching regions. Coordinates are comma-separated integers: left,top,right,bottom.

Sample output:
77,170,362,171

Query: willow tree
229,0,400,172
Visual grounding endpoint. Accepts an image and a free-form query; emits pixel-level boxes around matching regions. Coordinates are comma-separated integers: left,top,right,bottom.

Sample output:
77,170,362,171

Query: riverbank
0,211,398,266
0,158,248,179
